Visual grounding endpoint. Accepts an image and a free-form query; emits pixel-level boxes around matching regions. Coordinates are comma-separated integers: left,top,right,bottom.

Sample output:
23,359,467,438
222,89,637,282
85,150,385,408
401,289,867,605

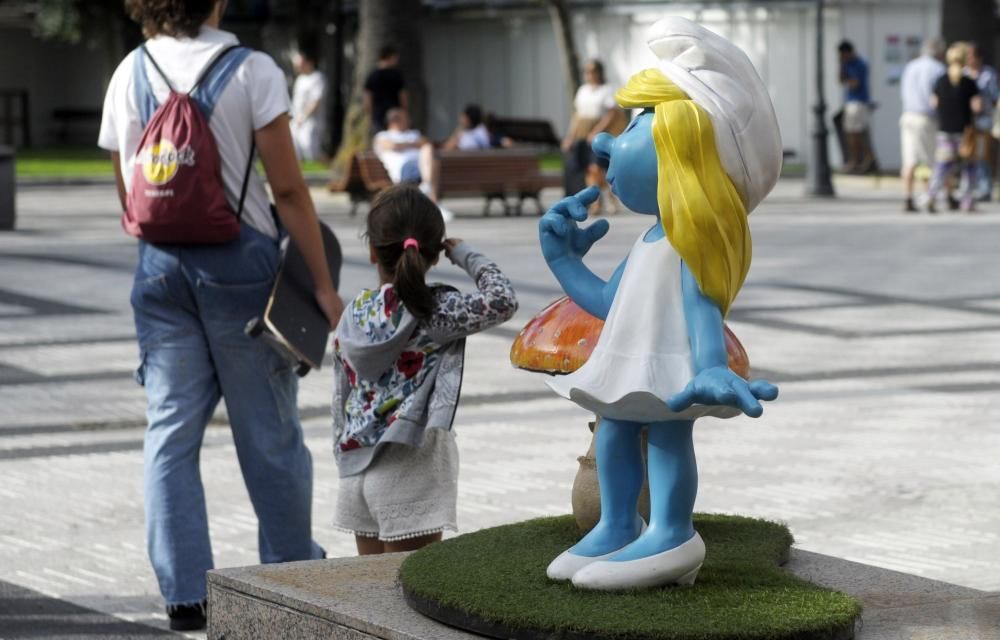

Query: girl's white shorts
334,428,459,542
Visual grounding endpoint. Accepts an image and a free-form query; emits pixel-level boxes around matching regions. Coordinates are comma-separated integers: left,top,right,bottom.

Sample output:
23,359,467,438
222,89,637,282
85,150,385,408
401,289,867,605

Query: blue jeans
131,224,323,606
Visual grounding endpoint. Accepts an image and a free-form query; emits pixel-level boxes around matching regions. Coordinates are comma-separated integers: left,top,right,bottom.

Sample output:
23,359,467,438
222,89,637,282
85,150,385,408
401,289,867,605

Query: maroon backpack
124,45,254,244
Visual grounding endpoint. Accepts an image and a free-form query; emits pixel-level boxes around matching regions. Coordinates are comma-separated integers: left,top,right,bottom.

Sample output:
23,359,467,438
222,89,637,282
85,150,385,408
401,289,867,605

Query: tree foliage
32,0,131,48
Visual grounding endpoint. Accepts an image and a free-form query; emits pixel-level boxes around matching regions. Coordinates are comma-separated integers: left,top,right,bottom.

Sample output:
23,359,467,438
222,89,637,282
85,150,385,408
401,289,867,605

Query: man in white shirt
373,109,448,218
442,104,492,151
290,49,327,161
899,38,945,212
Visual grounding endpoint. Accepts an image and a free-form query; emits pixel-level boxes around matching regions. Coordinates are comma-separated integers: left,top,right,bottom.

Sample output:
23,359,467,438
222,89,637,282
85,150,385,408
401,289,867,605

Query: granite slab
207,549,1000,640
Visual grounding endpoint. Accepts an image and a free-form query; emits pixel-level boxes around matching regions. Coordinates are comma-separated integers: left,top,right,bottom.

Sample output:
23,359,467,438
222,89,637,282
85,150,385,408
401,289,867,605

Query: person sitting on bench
372,108,452,219
442,104,491,151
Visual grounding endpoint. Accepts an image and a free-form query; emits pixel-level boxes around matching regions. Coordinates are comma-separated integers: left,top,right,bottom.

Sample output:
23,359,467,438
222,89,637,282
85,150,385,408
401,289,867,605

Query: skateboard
246,222,342,377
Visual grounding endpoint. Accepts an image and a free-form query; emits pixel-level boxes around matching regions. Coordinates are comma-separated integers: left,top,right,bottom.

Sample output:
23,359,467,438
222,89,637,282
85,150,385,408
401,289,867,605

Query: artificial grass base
400,515,861,640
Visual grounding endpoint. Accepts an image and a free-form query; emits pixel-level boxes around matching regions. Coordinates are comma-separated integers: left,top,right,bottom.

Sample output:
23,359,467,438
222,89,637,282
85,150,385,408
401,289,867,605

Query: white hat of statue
646,16,782,213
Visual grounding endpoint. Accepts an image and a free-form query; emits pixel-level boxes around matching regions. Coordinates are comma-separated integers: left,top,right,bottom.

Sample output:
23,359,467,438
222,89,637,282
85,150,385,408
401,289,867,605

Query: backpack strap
134,44,253,122
189,45,254,119
140,45,176,93
236,138,256,221
133,47,162,128
188,45,257,220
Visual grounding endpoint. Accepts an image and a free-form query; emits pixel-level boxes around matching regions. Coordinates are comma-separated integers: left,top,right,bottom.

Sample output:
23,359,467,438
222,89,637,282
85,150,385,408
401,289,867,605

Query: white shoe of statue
546,517,646,582
570,531,706,591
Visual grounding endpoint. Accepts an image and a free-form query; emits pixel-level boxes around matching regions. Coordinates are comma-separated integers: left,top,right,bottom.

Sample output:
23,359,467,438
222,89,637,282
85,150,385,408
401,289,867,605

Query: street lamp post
806,0,836,197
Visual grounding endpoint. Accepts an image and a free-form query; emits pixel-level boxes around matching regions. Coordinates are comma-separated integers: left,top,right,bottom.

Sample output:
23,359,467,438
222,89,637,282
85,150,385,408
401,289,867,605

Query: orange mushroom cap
510,296,750,379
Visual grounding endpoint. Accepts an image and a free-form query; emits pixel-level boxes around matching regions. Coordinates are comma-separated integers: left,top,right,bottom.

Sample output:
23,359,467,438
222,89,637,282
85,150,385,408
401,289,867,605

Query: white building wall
422,0,943,171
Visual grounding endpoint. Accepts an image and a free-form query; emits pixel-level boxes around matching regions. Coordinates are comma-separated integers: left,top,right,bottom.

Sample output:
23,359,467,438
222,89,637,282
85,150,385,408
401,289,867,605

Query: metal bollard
0,145,14,231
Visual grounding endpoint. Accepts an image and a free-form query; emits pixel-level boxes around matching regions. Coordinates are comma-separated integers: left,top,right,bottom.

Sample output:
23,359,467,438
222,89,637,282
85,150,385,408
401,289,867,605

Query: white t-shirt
574,83,616,119
373,129,422,183
457,124,490,150
98,26,289,238
291,70,326,127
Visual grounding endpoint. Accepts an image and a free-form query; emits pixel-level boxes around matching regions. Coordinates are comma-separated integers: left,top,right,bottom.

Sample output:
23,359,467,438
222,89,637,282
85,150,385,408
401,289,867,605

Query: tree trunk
545,0,581,109
330,0,427,178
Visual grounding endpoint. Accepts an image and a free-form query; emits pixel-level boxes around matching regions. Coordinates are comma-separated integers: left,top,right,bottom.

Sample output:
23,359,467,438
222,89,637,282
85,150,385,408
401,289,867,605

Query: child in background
331,185,518,554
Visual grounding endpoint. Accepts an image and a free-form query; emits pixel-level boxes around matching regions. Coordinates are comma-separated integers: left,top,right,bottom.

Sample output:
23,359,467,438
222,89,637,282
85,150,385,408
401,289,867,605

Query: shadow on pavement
0,579,176,638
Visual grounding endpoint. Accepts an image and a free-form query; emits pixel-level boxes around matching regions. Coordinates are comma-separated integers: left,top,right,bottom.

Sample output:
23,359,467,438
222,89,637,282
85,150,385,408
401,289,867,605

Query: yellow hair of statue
616,68,750,316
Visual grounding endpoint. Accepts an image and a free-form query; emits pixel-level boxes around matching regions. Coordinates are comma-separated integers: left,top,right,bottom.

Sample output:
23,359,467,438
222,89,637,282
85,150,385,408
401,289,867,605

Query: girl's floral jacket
332,242,517,477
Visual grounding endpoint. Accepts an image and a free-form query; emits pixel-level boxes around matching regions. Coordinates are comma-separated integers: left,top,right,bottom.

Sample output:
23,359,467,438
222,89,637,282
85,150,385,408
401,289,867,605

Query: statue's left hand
666,367,779,418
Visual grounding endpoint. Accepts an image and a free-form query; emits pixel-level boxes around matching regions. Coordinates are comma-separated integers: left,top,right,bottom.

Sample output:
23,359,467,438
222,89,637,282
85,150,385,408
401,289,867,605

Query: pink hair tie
403,238,420,250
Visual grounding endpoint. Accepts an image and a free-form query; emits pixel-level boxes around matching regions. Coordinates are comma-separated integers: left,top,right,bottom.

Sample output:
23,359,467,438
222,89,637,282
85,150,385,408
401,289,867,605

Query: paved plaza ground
1,176,999,637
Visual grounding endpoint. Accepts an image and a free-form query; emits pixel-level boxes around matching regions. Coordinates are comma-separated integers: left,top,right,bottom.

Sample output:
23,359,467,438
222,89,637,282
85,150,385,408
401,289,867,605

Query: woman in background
562,60,627,214
929,42,981,212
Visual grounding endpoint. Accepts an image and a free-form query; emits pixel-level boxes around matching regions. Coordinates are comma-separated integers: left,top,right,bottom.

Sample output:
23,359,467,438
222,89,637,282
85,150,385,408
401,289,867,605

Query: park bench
488,117,560,147
335,149,559,217
327,154,375,216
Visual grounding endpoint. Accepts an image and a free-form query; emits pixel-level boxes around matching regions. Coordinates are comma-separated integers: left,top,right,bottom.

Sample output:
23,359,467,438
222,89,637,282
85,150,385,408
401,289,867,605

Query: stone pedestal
207,548,999,640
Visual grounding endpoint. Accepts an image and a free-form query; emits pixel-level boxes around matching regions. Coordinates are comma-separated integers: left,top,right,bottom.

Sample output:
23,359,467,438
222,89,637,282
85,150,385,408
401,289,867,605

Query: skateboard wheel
245,318,265,337
295,363,311,377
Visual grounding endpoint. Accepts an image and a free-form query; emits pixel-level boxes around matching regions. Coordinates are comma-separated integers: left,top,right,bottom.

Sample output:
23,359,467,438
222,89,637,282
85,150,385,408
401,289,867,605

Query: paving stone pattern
1,179,998,636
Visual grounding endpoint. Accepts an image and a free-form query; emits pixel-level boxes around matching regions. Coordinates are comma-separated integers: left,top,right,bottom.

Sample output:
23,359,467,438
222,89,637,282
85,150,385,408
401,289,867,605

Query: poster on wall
886,34,901,84
885,34,902,63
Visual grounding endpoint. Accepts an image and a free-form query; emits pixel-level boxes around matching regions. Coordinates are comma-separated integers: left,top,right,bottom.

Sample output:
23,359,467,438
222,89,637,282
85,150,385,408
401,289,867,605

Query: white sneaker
438,205,455,222
546,517,646,582
570,531,705,591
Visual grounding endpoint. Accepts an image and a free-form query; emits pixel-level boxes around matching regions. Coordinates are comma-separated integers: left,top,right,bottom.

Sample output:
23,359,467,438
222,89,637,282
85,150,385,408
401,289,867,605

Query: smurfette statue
539,17,783,590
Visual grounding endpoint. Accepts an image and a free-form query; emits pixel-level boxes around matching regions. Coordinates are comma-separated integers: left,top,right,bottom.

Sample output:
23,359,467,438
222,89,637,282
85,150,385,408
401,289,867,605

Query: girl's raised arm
425,241,518,343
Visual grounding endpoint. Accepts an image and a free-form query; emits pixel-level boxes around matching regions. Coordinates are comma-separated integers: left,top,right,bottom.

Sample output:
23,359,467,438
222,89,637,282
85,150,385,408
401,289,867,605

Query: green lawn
16,148,114,178
15,148,331,179
401,515,861,640
539,151,562,172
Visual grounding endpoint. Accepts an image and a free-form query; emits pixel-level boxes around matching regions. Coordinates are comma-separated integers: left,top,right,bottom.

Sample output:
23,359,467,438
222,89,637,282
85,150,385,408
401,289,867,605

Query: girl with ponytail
331,184,517,554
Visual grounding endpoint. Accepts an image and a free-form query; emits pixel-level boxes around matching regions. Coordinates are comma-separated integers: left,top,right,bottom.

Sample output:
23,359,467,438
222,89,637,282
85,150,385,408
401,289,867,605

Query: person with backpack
97,0,343,631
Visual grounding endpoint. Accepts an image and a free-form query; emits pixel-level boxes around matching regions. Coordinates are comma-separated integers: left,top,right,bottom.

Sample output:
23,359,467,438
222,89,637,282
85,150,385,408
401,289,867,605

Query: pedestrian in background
561,59,627,214
838,40,876,173
441,103,491,151
964,42,999,201
899,38,945,213
364,45,407,135
290,47,327,161
929,42,981,212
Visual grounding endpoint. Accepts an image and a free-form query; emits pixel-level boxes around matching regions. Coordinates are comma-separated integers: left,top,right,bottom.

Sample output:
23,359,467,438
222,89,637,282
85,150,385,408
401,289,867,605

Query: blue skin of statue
539,112,779,561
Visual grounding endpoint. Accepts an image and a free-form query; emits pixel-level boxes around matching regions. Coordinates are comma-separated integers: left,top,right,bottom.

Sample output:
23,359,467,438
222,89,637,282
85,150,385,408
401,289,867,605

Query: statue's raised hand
539,187,610,264
667,367,779,418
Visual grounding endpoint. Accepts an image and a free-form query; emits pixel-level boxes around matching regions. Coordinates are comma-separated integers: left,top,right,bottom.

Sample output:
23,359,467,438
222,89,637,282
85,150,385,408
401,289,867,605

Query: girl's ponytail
365,185,446,320
394,241,436,319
